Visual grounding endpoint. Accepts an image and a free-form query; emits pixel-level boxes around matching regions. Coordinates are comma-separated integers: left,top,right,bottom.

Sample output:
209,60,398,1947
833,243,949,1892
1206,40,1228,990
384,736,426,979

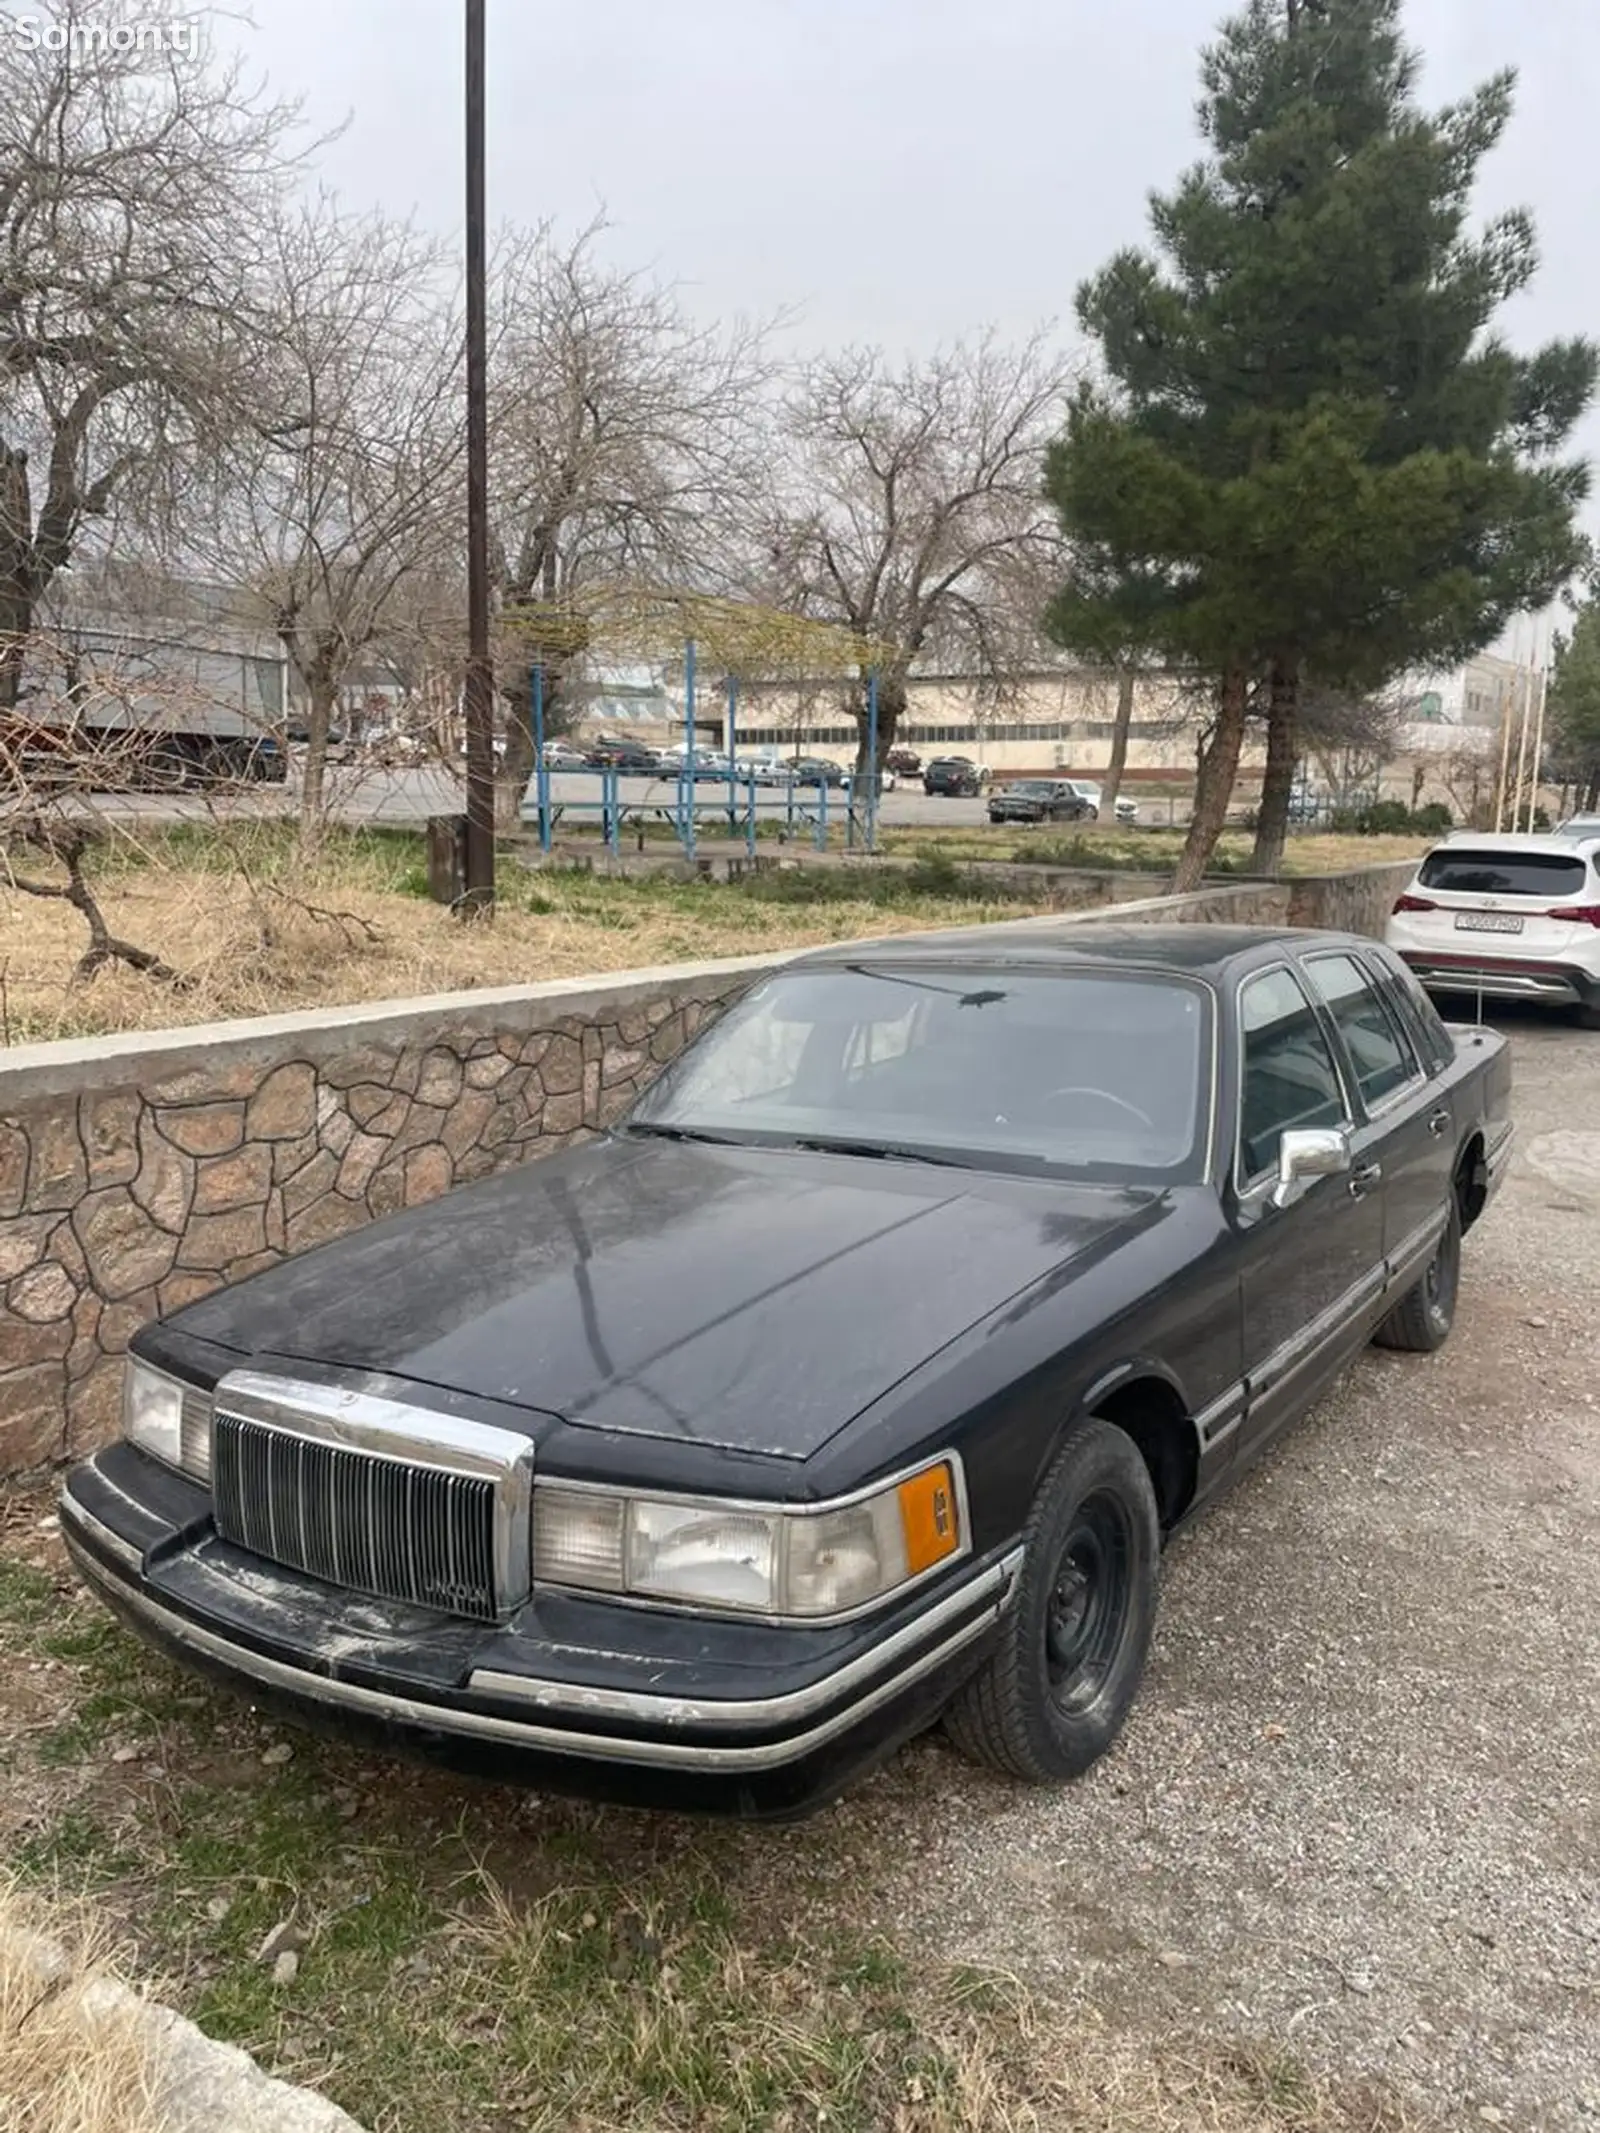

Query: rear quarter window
1370,948,1457,1073
1417,849,1589,898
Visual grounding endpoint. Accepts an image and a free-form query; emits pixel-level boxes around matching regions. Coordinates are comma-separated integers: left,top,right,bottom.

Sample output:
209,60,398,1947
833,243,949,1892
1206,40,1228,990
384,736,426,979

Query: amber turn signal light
898,1461,961,1575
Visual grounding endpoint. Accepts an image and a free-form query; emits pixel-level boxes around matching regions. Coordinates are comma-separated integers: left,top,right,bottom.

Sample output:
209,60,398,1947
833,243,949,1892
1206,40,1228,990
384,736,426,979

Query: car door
1299,948,1454,1284
1231,964,1388,1458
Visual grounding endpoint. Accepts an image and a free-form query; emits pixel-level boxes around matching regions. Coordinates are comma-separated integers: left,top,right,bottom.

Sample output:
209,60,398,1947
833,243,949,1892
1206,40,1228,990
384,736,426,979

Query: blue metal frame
522,648,882,862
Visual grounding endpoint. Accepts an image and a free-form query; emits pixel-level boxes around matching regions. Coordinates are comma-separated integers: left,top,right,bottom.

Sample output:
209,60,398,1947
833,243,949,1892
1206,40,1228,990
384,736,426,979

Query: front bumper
60,1446,1021,1820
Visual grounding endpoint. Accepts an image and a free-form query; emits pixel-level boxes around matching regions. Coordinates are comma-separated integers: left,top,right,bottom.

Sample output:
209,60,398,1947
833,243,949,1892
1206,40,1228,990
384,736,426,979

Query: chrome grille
213,1412,500,1621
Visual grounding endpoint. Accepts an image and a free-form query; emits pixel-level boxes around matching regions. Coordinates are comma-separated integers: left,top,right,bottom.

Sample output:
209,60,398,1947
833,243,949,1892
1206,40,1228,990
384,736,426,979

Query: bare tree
205,202,462,833
759,334,1073,770
488,218,770,819
0,0,303,712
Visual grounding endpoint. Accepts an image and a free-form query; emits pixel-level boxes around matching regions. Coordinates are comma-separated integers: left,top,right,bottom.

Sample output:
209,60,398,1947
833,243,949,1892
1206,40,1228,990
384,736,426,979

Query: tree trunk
853,670,906,775
298,676,338,841
1250,660,1299,876
0,577,31,715
0,446,34,715
496,653,576,831
1173,666,1249,893
1101,663,1136,816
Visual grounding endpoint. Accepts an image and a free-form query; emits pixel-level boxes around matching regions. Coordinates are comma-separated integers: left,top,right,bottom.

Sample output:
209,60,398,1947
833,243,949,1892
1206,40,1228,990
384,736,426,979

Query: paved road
843,1010,1600,2131
61,763,1190,835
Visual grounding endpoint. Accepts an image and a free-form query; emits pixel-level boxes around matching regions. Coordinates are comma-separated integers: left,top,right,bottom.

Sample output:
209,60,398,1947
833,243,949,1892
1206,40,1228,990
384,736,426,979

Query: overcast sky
222,0,1598,646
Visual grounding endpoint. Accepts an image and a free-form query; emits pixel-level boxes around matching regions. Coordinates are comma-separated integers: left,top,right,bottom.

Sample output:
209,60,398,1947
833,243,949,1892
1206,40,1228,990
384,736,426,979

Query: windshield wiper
624,1122,752,1148
787,1135,970,1170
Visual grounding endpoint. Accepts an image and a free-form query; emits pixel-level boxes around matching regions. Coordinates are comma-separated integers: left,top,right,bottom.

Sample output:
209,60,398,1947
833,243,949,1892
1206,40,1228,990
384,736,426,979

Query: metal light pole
461,0,495,910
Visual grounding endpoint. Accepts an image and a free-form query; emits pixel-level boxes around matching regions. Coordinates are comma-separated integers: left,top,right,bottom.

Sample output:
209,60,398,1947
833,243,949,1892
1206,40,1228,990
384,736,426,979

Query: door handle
1349,1161,1383,1198
1427,1109,1451,1138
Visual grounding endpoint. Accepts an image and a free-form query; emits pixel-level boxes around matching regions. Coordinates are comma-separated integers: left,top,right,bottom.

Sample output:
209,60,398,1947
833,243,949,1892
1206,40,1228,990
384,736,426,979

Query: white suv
1064,780,1139,825
1386,832,1600,1027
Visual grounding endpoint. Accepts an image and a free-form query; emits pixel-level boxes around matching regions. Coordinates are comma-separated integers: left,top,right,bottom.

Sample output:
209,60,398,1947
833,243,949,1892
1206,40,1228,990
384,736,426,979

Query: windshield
628,965,1212,1181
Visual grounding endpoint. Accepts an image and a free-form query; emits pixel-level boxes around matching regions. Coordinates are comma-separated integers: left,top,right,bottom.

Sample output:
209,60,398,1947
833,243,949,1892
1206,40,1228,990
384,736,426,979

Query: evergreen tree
1046,0,1595,884
1547,592,1600,811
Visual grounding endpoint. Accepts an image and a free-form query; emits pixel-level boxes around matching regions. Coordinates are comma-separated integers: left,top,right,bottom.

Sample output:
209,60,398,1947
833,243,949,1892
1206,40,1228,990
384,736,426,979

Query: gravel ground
858,1013,1599,2129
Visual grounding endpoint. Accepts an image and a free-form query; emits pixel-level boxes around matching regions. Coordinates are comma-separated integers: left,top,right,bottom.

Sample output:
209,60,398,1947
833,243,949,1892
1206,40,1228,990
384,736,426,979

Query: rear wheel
1373,1195,1461,1354
944,1419,1159,1784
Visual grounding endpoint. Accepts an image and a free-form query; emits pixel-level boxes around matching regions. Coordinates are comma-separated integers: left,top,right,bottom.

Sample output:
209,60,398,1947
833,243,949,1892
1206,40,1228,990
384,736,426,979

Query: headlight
122,1359,209,1479
533,1458,964,1620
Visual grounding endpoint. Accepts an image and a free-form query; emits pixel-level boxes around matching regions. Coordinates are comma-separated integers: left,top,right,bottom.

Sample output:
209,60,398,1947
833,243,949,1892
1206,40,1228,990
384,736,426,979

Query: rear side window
1369,950,1456,1073
1303,954,1420,1110
1418,849,1587,898
1238,967,1348,1182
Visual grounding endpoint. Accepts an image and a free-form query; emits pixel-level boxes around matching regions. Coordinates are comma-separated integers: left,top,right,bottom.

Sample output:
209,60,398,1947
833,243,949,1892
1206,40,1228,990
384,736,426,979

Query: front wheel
944,1419,1159,1784
1373,1195,1461,1353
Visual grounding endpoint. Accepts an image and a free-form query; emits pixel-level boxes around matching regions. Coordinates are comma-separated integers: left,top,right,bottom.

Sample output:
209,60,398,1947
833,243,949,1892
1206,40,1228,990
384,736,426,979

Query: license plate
1455,912,1524,934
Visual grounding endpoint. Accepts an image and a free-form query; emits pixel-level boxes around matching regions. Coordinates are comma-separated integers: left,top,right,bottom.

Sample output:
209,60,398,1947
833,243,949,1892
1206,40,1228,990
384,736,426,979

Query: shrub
1329,800,1453,836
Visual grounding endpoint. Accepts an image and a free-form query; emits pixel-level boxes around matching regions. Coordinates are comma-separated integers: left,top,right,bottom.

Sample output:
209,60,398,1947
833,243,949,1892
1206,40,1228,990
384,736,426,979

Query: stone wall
0,957,772,1475
1288,858,1419,939
0,867,1414,1479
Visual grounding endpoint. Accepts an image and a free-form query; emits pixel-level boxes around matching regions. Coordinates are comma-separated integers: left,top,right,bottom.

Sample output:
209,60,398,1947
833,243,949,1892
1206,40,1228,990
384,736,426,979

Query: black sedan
922,756,989,797
586,738,661,772
988,780,1095,826
786,756,847,788
60,924,1512,1820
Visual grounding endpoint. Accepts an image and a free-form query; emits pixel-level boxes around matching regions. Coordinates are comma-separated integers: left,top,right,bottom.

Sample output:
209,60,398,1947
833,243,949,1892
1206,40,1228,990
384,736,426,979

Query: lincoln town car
60,923,1513,1818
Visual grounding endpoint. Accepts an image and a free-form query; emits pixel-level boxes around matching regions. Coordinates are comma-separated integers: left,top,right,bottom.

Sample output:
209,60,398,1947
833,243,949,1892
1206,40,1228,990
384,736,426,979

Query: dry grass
0,1879,163,2133
0,824,1040,1045
0,1526,1441,2133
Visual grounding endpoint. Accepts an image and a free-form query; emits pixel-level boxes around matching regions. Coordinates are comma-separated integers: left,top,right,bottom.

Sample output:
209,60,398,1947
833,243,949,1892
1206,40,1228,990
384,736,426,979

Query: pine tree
1046,0,1596,885
1547,592,1600,811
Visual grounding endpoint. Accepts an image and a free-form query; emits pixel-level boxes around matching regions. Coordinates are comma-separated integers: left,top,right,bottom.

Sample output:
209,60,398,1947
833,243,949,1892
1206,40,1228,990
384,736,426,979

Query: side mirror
1271,1126,1351,1211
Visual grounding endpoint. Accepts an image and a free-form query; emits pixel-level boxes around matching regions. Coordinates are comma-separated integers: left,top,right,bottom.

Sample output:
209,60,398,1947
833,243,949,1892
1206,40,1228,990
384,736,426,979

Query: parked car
1062,780,1139,826
537,740,592,773
1386,830,1600,1028
885,748,923,777
787,756,847,788
923,756,990,797
735,753,792,786
656,746,731,781
587,738,662,773
60,923,1511,1820
988,779,1095,827
1556,813,1600,841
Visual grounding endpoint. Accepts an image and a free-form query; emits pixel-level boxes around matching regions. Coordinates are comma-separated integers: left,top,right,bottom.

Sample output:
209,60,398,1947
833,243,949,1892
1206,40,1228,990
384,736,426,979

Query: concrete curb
0,1924,366,2133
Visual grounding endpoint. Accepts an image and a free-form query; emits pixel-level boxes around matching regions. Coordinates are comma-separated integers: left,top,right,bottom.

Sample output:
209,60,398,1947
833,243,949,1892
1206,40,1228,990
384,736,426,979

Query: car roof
791,919,1366,981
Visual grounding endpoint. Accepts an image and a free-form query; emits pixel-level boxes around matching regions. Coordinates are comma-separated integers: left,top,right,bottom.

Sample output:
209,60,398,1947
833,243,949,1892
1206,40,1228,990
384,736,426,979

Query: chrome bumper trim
471,1547,1024,1730
61,1516,1023,1775
58,1490,144,1574
1412,965,1580,1002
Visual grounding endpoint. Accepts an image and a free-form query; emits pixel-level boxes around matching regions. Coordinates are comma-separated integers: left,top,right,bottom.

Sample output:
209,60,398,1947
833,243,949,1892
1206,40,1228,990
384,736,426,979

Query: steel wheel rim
1044,1491,1133,1717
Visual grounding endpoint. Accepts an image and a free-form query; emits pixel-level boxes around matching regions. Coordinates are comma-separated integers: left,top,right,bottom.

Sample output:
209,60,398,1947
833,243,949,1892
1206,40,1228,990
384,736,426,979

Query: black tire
1373,1194,1461,1354
944,1419,1160,1784
1572,1004,1600,1031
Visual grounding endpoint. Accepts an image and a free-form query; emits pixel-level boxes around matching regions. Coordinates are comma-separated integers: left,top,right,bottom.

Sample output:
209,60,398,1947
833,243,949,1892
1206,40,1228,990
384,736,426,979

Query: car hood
164,1136,1159,1460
